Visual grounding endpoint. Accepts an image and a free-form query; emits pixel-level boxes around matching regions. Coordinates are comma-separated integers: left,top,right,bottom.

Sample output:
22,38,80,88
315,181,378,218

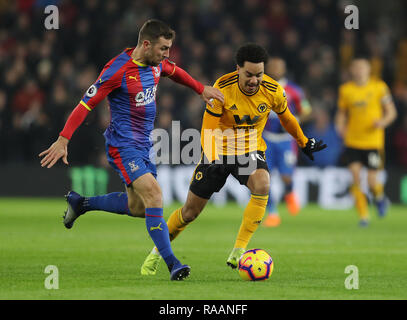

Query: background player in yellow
141,44,326,275
335,56,397,227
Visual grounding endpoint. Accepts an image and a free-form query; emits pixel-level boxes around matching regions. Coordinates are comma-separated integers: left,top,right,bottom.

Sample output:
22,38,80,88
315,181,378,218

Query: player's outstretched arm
278,107,326,161
39,102,90,168
165,63,224,106
39,136,69,168
200,85,224,108
39,60,121,169
278,107,308,148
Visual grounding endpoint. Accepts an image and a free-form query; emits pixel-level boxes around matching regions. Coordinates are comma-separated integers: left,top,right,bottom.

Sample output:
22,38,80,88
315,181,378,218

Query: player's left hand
201,86,224,107
301,138,327,161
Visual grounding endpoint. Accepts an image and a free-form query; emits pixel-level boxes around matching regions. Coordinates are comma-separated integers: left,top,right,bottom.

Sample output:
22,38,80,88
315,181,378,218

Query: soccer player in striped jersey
262,57,312,227
39,19,224,281
335,56,397,226
140,44,326,275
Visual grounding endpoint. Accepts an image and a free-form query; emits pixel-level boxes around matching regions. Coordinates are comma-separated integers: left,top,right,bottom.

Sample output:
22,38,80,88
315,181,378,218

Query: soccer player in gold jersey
141,44,326,274
335,56,397,226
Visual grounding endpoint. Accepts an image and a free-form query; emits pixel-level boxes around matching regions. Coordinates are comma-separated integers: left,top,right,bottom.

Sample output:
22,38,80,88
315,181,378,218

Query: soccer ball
238,249,273,281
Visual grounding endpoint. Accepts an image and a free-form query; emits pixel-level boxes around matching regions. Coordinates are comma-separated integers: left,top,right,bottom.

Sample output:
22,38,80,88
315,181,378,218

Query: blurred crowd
1,0,407,168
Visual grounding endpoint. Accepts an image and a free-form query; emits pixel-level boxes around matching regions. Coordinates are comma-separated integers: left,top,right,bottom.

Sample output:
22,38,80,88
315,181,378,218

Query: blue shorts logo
128,161,139,173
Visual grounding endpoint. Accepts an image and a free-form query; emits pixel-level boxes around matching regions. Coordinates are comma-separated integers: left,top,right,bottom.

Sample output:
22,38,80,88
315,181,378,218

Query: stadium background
0,0,407,205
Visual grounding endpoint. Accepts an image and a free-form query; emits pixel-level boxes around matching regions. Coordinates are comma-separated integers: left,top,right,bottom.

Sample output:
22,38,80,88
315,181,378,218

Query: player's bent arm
277,107,308,148
334,108,347,138
376,99,397,129
201,109,221,162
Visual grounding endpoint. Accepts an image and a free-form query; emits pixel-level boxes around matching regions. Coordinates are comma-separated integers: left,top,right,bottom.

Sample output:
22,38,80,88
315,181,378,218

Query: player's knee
248,172,270,195
140,184,163,208
145,192,163,208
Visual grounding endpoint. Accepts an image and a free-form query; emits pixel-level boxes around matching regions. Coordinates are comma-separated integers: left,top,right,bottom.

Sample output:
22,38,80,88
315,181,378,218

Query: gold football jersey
203,71,287,155
338,78,391,149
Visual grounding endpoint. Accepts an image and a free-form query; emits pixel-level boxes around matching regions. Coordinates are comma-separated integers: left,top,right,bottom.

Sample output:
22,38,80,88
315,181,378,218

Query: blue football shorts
264,138,298,176
106,144,157,186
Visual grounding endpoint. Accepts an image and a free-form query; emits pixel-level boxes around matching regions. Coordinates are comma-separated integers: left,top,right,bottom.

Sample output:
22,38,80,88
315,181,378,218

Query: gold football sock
152,207,188,255
350,184,369,219
371,183,384,201
165,207,189,241
234,194,268,249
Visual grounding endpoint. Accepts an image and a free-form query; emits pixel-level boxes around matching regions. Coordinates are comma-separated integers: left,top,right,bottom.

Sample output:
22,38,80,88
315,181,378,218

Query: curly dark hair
235,43,268,67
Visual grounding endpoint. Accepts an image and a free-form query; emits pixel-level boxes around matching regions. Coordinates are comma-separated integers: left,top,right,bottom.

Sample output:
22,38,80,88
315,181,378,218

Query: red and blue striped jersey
80,48,177,149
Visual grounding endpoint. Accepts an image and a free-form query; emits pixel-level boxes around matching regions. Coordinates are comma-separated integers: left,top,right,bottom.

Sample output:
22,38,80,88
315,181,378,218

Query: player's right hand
301,137,327,161
39,136,69,168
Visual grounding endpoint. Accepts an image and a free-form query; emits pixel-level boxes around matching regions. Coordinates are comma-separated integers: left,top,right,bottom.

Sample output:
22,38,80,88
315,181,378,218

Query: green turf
0,198,406,300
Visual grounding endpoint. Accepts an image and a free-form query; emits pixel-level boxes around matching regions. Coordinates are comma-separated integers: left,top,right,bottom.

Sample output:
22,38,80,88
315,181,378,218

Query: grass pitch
0,198,406,300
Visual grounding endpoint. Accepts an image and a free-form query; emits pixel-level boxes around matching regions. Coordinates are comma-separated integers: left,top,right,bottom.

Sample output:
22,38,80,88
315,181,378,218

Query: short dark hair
235,43,268,67
138,19,175,44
